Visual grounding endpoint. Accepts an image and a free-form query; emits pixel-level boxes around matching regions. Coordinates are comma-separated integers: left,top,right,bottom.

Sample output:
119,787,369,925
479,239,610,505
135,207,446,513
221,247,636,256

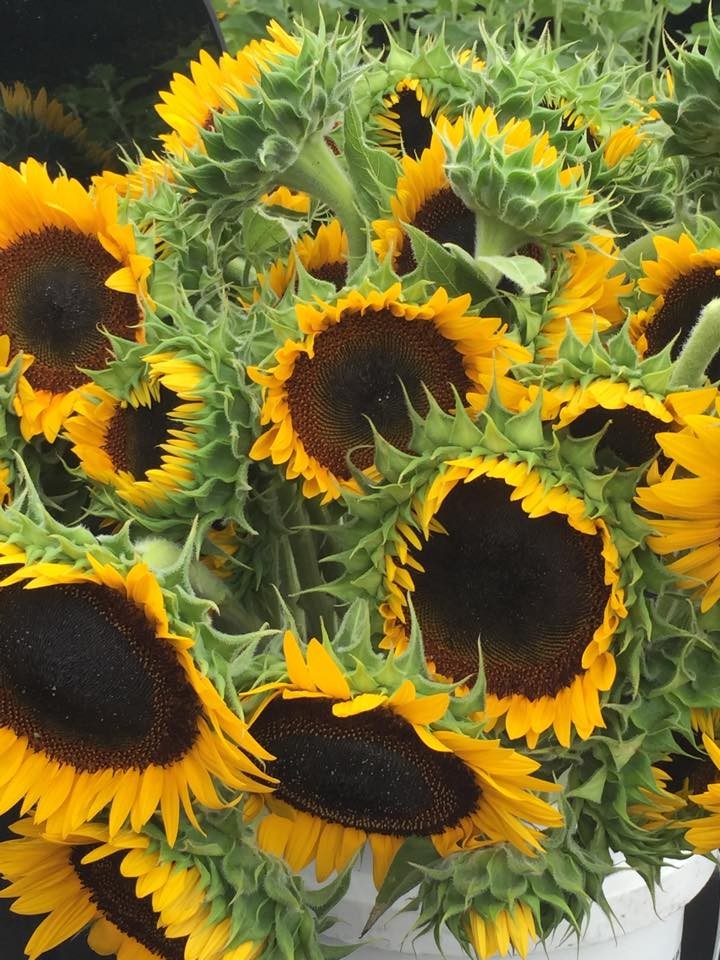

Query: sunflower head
259,219,349,300
177,21,363,202
374,77,440,159
238,605,562,888
0,812,338,960
0,499,274,844
440,106,598,252
63,316,258,535
0,160,152,442
248,283,528,501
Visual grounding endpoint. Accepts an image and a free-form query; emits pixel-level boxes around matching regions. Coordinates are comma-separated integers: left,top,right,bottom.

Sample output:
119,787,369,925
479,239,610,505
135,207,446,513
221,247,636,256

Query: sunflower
245,632,562,888
372,119,473,275
635,413,720,610
0,81,112,182
0,159,152,442
374,78,439,159
536,235,632,360
0,555,273,843
381,457,627,747
249,284,529,501
468,902,537,960
64,352,204,512
630,233,720,380
524,381,716,470
0,819,263,960
156,23,299,161
260,219,348,299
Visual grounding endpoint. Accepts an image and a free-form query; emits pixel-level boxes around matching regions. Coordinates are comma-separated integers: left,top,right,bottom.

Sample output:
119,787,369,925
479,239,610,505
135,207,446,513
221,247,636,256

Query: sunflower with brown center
244,632,562,888
0,159,152,442
248,284,528,501
374,78,440,159
64,351,204,512
635,411,720,610
536,235,632,360
381,456,627,748
630,233,720,379
0,819,263,960
0,553,273,843
260,219,349,299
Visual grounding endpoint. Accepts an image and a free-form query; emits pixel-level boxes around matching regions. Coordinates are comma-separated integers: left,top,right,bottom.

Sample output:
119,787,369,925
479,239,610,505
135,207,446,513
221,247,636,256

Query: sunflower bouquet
4,5,720,960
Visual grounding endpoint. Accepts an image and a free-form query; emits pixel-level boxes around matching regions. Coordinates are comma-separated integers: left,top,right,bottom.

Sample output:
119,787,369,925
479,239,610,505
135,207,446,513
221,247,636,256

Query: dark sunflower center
104,385,178,479
410,476,610,697
285,308,472,478
658,734,718,795
646,265,720,381
0,580,201,771
307,260,348,291
253,697,480,836
71,849,187,960
391,88,434,159
567,405,667,467
0,227,141,393
396,187,476,275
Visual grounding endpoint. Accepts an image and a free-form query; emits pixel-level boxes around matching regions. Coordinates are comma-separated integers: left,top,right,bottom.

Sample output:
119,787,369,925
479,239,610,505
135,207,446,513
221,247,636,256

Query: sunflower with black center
0,552,273,843
0,82,112,183
248,283,529,501
381,456,627,748
0,159,152,443
683,733,720,853
243,630,562,888
260,219,349,300
64,351,204,514
536,235,632,360
0,818,264,960
520,380,716,472
372,118,474,275
630,233,720,380
374,78,440,159
635,411,720,610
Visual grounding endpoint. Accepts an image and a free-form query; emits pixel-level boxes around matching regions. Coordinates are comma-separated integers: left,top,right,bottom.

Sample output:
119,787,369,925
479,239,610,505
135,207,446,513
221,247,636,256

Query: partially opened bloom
0,819,264,960
685,735,720,852
381,457,627,747
249,284,528,500
636,412,720,609
260,219,348,299
0,554,273,843
536,235,632,360
468,902,537,960
245,632,562,888
0,159,151,441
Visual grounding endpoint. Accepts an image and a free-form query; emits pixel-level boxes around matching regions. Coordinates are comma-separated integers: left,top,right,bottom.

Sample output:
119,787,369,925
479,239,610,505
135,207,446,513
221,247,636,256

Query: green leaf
404,225,495,303
362,837,439,934
474,254,546,294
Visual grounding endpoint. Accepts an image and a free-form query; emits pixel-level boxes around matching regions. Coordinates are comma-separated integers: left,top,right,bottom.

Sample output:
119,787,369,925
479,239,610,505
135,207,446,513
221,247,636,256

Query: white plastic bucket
320,852,717,960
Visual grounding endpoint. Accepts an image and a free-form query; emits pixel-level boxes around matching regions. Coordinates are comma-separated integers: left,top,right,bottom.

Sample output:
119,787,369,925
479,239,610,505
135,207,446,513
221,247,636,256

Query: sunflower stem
669,297,720,388
284,133,368,268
